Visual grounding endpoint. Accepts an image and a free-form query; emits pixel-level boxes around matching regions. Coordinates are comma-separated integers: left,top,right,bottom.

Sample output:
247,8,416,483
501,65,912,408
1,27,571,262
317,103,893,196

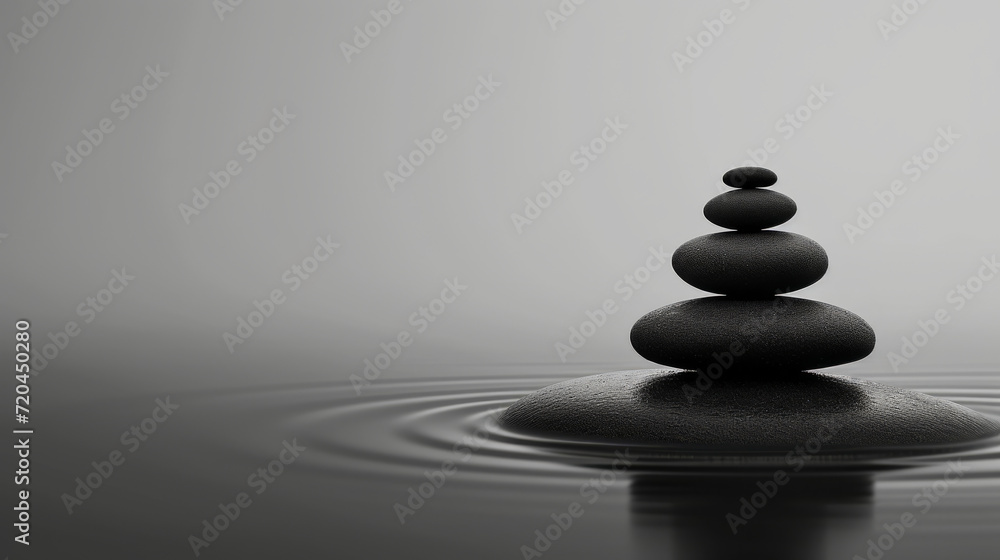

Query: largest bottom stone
498,370,1000,453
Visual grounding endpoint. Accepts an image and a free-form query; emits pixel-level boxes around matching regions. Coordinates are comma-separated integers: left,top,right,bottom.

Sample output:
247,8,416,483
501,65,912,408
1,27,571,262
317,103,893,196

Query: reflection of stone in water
497,165,1000,558
629,473,874,560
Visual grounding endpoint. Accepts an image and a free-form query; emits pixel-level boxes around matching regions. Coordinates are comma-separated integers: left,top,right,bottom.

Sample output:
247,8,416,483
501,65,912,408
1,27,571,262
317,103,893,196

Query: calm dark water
21,371,1000,559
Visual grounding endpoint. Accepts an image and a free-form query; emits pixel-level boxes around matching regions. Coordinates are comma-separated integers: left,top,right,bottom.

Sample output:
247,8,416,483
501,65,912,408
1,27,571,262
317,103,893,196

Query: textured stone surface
498,370,1000,451
672,232,828,296
703,189,797,231
629,297,875,371
722,167,778,189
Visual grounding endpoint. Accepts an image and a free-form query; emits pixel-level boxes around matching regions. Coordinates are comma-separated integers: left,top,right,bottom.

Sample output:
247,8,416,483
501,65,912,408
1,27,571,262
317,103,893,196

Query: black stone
704,189,797,231
498,370,1000,453
672,232,828,296
629,297,875,371
722,166,777,189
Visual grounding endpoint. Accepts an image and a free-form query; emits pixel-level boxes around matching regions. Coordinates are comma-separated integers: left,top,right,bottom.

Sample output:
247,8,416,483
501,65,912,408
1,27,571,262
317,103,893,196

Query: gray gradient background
2,0,999,407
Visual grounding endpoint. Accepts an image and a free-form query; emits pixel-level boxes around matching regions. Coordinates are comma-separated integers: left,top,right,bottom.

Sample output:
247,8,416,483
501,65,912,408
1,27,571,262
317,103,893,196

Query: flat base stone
498,370,1000,457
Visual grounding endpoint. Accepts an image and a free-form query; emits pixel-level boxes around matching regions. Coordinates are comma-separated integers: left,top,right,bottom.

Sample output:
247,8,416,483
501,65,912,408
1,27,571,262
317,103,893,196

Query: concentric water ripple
201,373,1000,483
31,370,1000,559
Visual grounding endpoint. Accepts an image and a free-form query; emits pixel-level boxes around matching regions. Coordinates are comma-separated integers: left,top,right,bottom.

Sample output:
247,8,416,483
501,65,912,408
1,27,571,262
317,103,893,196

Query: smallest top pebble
722,167,778,189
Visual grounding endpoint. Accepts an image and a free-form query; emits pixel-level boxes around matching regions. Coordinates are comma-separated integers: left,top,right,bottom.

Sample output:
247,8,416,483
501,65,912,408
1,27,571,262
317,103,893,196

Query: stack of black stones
630,166,876,379
499,167,1000,456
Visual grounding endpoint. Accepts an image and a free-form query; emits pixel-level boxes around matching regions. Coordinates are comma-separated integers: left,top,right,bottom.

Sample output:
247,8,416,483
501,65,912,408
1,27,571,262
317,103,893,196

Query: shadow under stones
635,370,870,414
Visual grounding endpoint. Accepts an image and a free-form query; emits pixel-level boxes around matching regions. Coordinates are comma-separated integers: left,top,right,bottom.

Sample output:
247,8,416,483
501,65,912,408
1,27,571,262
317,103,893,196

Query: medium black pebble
704,189,797,231
672,231,828,296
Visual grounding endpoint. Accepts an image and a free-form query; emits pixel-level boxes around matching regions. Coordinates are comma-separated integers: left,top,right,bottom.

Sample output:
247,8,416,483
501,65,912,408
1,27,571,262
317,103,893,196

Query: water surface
27,371,1000,559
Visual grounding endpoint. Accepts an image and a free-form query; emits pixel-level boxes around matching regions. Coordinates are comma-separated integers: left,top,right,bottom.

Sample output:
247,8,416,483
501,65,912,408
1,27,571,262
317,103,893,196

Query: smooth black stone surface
703,189,797,231
672,231,828,296
722,167,777,189
629,297,875,371
499,370,1000,452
